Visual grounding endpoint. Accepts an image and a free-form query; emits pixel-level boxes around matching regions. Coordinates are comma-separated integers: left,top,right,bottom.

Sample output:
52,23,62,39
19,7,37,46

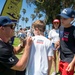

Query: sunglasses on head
3,24,16,29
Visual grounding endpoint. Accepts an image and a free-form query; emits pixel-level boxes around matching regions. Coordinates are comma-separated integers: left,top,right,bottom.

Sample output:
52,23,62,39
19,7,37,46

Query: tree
31,14,36,21
22,8,26,15
21,17,25,28
25,17,29,27
38,13,43,19
26,0,75,25
34,8,40,19
16,14,21,33
22,8,26,28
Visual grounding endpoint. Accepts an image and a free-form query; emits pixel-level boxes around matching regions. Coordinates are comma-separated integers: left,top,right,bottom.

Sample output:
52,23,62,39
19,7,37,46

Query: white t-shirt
48,29,59,43
26,35,53,75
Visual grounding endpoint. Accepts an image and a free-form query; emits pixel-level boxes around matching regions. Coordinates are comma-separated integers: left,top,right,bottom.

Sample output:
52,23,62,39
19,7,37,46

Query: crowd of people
0,7,75,75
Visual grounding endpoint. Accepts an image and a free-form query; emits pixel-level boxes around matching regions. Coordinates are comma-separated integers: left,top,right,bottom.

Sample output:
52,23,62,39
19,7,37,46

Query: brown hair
32,20,46,32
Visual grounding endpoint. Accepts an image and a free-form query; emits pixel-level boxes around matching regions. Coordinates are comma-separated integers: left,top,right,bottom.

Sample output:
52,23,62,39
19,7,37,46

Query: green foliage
13,37,20,46
25,17,29,23
38,13,43,19
22,8,26,14
13,37,22,59
26,0,75,25
31,14,36,21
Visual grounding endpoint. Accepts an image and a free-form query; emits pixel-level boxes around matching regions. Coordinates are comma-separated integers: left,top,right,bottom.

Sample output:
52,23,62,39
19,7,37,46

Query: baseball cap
58,8,75,18
53,19,60,23
0,16,17,26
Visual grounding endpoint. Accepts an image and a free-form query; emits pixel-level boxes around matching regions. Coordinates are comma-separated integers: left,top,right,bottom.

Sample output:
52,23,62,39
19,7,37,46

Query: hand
19,39,26,48
25,37,32,46
55,41,60,50
66,62,74,72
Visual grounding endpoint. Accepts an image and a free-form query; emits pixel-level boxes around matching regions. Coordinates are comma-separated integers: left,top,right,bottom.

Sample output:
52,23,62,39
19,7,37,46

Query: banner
1,0,23,21
26,0,44,4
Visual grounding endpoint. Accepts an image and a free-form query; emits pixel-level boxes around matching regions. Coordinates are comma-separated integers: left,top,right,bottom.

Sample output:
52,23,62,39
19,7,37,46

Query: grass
13,37,22,58
13,38,20,46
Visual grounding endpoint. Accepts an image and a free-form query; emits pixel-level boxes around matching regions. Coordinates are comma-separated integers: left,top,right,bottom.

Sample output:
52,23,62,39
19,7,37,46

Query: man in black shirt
56,7,75,75
0,16,32,75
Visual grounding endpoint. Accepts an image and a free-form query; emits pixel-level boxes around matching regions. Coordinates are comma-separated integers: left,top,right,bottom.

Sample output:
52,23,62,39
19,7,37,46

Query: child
56,7,75,75
26,20,53,75
48,19,60,75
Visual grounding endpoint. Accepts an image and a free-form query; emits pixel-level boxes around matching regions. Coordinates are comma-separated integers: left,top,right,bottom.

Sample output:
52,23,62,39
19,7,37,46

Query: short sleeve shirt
48,29,59,43
59,26,75,63
0,41,19,75
26,35,53,75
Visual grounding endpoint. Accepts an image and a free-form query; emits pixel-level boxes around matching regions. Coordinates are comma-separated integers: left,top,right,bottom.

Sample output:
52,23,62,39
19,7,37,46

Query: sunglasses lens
3,24,16,29
53,22,59,24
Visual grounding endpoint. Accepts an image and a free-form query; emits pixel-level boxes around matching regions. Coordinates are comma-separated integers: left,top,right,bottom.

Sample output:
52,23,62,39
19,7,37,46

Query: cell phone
52,43,55,47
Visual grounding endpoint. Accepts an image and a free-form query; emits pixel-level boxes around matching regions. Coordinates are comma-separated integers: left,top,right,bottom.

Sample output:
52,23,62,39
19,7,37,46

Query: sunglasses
53,22,59,24
3,24,16,29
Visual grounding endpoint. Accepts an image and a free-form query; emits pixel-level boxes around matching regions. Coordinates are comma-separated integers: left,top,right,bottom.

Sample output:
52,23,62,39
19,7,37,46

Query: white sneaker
51,72,56,75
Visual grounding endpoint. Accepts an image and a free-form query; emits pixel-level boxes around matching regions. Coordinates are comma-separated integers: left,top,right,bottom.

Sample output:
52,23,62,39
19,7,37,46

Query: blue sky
0,0,6,12
20,0,45,28
0,0,45,30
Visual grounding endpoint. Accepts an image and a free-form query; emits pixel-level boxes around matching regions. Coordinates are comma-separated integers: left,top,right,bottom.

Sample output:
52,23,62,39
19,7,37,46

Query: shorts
59,61,74,75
